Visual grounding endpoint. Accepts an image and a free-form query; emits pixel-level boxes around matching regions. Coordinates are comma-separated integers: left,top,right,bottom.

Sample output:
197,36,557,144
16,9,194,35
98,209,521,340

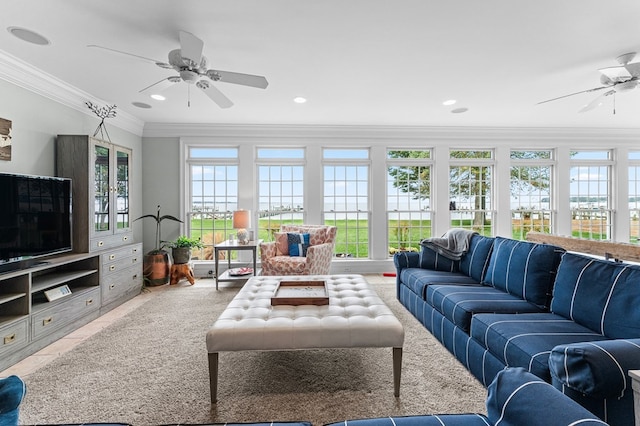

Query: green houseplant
166,235,204,264
135,205,183,285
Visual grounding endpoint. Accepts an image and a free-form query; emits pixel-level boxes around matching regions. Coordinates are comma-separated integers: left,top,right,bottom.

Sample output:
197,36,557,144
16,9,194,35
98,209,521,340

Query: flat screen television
0,172,72,273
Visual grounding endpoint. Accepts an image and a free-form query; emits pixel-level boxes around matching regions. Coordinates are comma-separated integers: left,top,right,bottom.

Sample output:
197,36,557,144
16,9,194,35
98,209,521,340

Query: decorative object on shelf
44,284,72,302
85,101,117,143
134,205,183,286
0,117,12,161
166,235,204,264
233,209,251,245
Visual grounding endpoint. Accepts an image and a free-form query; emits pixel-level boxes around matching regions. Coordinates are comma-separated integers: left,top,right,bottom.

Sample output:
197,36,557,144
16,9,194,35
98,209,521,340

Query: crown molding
0,49,144,136
143,122,640,143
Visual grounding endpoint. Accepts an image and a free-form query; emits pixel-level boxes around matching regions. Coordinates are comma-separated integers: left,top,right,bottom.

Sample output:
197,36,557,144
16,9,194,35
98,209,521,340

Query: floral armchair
260,225,337,275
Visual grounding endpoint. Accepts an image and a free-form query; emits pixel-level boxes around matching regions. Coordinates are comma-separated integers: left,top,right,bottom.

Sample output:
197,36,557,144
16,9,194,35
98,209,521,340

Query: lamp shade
233,210,251,229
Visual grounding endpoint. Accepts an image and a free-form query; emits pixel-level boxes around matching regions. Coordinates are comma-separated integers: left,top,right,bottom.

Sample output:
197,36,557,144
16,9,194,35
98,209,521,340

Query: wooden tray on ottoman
271,280,329,306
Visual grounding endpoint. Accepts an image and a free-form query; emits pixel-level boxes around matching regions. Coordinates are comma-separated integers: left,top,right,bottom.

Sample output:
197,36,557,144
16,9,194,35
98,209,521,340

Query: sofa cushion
427,285,545,332
482,237,564,308
470,312,608,381
458,234,494,282
0,375,25,426
400,268,481,300
486,368,607,426
551,252,640,339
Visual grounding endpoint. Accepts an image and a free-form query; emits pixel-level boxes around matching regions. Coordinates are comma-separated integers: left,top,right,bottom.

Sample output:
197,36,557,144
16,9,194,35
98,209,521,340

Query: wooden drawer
102,264,143,305
31,287,100,339
0,318,28,356
101,243,142,270
90,232,134,252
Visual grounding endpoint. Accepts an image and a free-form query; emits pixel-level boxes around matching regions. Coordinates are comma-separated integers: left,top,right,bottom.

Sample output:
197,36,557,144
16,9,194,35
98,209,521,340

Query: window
387,149,433,255
569,150,612,240
629,151,640,243
323,148,369,258
187,147,238,260
256,148,305,241
510,150,553,240
449,150,493,235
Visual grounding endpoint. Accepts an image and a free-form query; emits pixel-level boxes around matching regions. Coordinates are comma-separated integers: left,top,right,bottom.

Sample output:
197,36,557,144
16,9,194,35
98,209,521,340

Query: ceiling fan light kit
89,30,268,109
538,52,640,113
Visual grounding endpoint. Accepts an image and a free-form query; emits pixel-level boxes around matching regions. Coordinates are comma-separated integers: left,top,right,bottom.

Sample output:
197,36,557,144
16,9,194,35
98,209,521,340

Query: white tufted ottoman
206,274,405,402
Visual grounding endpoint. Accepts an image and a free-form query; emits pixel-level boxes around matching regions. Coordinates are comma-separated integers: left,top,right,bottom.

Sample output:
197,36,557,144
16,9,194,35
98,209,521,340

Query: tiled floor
0,273,393,378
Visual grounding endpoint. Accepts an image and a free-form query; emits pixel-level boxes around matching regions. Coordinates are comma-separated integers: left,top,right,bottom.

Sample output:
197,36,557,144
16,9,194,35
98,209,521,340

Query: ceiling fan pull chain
613,92,616,115
188,84,191,108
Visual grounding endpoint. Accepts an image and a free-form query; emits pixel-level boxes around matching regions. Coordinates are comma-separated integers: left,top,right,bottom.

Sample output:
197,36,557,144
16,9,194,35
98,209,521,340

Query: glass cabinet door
115,148,130,233
94,144,111,233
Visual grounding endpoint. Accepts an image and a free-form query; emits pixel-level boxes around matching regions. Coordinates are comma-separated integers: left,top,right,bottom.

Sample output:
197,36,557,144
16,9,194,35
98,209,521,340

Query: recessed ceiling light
7,27,50,45
293,97,307,104
442,99,457,106
132,102,152,109
150,94,166,101
451,107,469,114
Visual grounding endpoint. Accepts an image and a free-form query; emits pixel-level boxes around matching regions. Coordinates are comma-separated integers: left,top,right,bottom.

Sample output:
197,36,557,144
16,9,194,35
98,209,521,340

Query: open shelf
0,293,27,305
31,269,98,294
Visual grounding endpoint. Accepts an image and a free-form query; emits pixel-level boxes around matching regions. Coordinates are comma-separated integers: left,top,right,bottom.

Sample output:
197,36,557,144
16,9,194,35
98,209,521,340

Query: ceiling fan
538,52,640,113
88,31,268,108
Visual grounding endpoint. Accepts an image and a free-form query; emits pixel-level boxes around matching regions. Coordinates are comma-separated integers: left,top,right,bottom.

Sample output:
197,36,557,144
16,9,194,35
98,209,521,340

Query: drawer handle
133,274,138,279
3,333,16,345
123,236,129,241
109,265,116,271
86,299,94,306
98,241,104,247
43,317,53,326
109,254,116,260
133,248,139,253
132,257,138,263
110,284,116,289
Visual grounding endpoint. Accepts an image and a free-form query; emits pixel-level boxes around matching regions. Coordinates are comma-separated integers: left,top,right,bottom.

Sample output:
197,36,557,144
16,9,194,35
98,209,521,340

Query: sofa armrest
259,241,278,262
393,251,420,271
304,242,334,275
486,368,607,425
549,338,640,399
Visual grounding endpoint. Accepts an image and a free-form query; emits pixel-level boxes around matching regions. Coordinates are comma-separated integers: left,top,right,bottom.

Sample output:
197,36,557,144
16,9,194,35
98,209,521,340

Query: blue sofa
395,234,640,426
325,367,607,426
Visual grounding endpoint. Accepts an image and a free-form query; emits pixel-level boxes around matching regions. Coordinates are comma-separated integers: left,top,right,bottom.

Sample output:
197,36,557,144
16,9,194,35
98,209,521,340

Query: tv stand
0,245,142,371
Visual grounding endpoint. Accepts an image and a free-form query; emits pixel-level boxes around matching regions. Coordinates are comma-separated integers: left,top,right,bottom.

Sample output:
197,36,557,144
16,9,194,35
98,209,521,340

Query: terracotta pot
143,251,170,286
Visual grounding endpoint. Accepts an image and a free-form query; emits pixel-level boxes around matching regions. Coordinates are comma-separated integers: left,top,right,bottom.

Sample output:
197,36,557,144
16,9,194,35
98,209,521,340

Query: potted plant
135,205,182,286
167,235,204,264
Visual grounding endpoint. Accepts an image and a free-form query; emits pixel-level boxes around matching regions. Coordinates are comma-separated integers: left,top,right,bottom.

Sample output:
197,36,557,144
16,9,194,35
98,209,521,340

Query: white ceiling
3,0,640,130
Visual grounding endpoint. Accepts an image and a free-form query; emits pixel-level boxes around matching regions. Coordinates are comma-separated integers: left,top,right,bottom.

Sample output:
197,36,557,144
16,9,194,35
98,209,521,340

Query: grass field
188,218,619,258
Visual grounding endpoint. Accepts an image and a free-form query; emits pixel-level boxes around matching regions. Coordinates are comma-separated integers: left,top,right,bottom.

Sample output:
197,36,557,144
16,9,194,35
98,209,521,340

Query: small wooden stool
170,263,195,285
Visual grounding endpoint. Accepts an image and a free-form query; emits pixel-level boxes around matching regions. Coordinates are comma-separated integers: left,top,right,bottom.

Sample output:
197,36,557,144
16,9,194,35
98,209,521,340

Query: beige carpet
19,278,487,425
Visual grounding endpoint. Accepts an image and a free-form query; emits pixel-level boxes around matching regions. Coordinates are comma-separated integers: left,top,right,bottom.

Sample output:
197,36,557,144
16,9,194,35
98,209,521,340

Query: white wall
0,79,144,243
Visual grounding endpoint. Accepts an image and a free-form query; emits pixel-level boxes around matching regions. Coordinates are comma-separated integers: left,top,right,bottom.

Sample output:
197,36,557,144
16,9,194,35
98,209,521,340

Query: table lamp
233,209,251,245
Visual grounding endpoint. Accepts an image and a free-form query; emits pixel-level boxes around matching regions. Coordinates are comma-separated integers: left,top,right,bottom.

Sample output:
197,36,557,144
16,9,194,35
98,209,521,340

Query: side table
214,240,261,290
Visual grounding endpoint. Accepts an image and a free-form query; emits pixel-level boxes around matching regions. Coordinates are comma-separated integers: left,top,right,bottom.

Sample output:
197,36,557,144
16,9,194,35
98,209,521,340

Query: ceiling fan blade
139,77,180,94
537,86,610,105
209,70,269,89
578,90,615,113
179,31,204,65
87,44,168,67
598,65,632,81
197,82,233,108
624,62,640,78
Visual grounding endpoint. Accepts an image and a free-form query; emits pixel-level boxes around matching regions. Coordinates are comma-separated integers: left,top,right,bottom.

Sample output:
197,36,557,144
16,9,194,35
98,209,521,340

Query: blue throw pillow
287,232,310,257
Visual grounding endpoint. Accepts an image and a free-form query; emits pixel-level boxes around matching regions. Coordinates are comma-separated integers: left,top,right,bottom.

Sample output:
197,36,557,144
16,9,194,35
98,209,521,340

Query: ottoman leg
393,346,402,397
208,352,219,403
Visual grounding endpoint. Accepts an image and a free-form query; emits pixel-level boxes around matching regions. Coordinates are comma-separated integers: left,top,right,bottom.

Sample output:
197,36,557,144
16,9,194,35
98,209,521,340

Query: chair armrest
304,242,334,275
549,338,640,399
259,241,278,262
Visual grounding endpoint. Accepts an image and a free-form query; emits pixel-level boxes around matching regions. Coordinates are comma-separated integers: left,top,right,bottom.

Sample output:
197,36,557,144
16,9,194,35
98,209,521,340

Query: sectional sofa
394,233,640,426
